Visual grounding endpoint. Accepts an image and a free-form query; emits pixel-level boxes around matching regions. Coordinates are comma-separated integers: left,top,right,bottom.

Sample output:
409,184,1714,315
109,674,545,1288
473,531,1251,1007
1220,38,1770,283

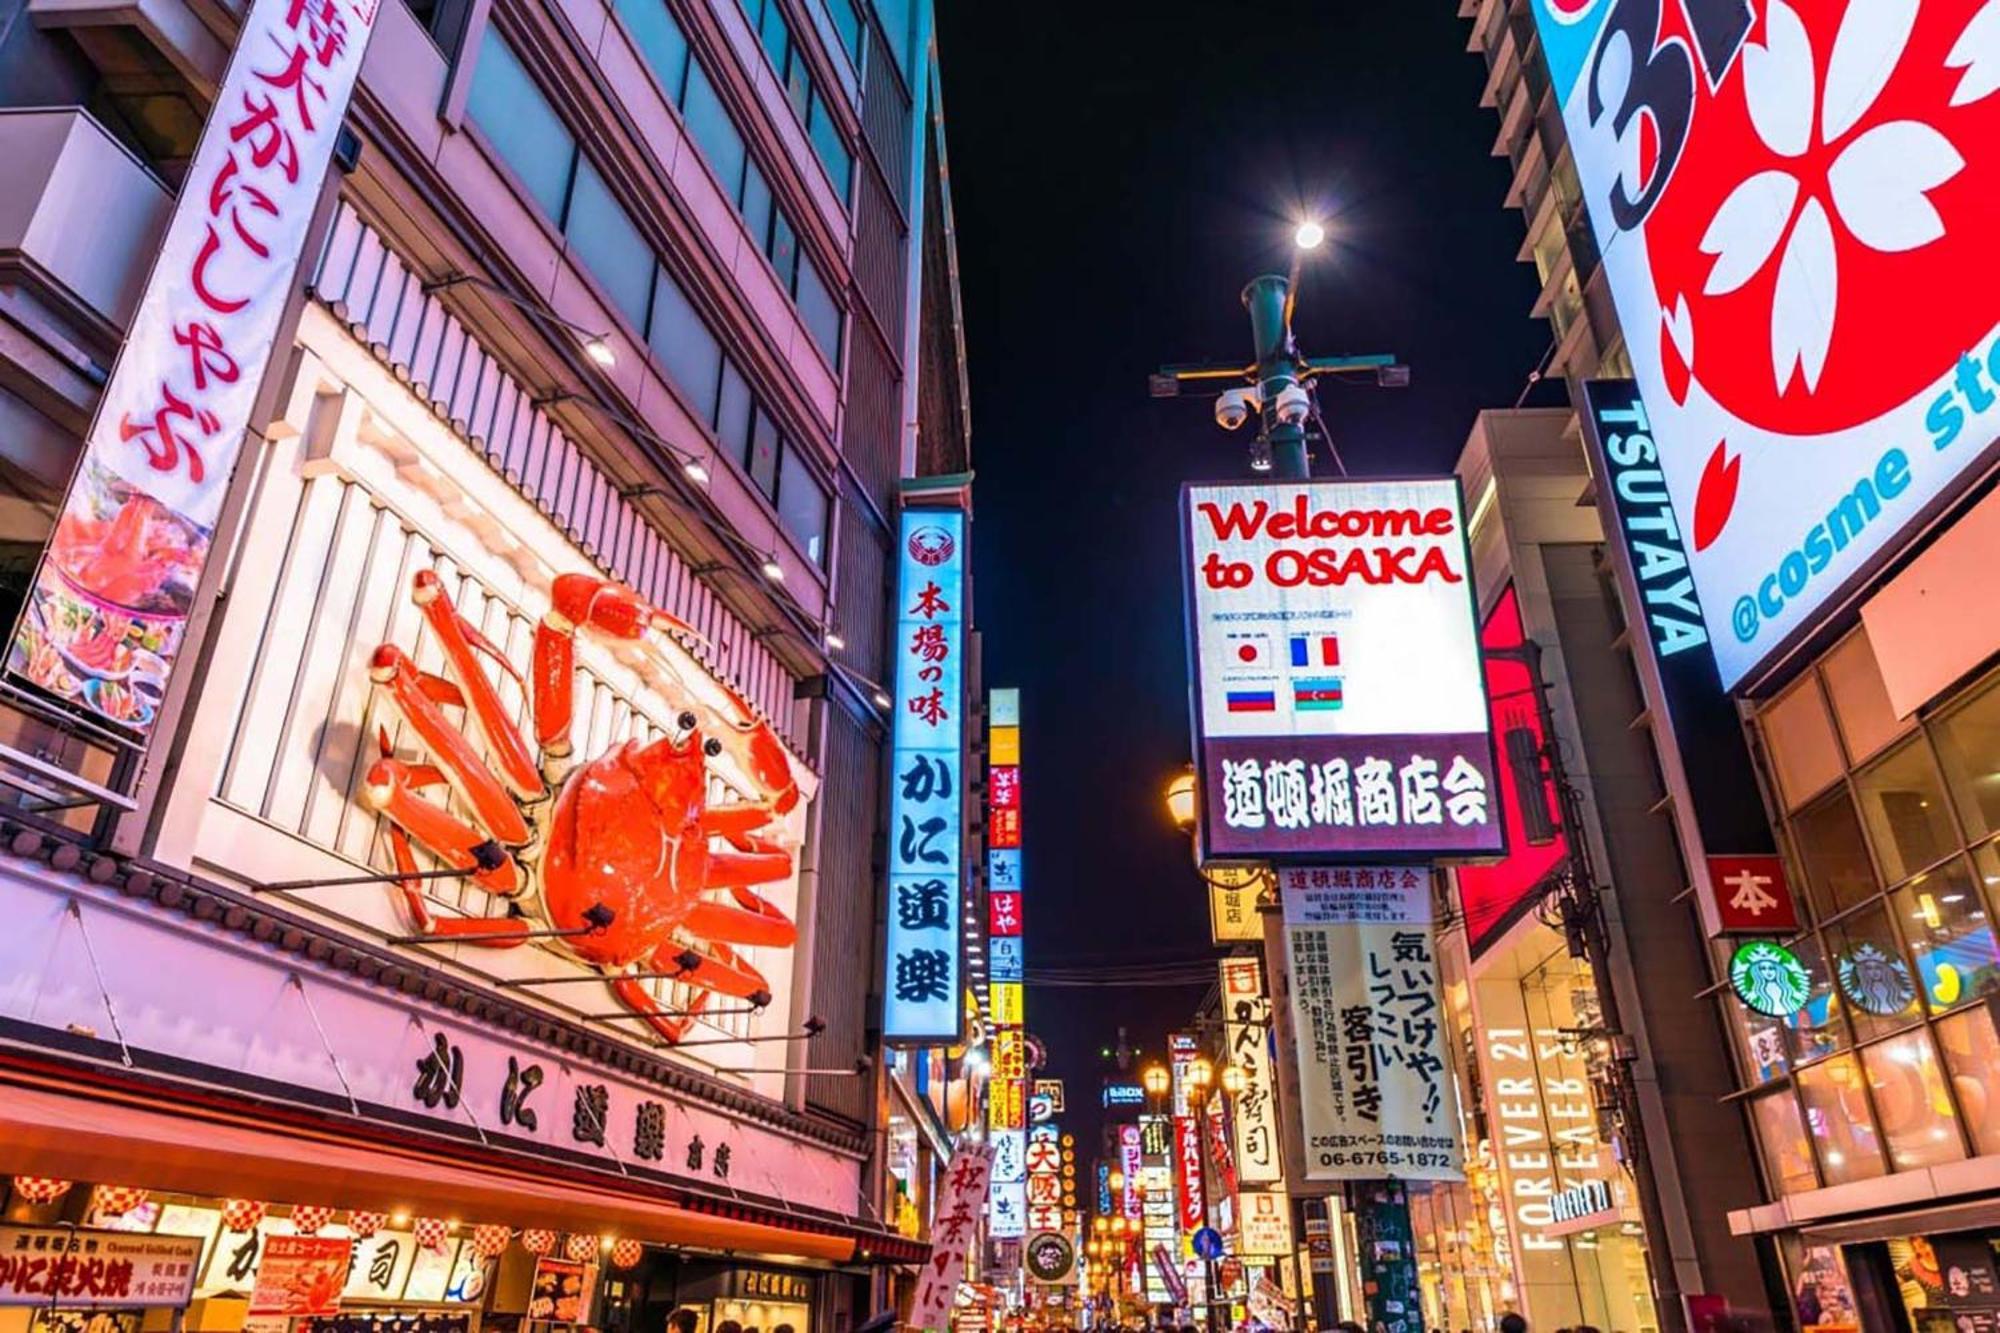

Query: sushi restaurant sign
5,0,382,733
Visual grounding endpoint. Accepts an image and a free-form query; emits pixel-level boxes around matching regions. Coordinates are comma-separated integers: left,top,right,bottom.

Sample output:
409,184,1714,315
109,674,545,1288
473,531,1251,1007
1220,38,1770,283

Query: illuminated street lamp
1092,1215,1109,1236
1164,768,1197,832
1141,1063,1171,1107
1187,1056,1213,1092
1108,1169,1125,1195
1220,1064,1248,1096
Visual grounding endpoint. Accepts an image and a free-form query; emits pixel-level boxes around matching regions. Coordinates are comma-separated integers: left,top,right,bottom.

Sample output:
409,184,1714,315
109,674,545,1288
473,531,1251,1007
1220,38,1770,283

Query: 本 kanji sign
884,508,966,1042
1182,478,1501,861
1710,854,1801,934
1280,868,1463,1181
912,1145,993,1331
1219,956,1283,1185
5,0,382,732
0,1226,204,1308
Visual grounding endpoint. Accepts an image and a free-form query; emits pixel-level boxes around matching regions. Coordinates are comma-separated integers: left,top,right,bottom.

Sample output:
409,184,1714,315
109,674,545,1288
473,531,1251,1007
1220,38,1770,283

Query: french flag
1289,633,1339,667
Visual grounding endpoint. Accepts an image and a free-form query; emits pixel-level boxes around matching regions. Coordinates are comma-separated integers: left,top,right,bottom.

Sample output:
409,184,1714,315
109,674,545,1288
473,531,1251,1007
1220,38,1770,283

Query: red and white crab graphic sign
1533,0,2000,685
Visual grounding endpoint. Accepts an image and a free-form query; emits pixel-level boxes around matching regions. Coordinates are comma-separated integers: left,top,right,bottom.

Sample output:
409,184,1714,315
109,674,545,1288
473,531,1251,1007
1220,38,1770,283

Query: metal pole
1243,276,1308,480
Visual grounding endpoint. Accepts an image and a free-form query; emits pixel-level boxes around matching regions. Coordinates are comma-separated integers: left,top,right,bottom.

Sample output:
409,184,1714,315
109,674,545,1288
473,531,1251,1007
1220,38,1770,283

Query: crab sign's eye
703,738,723,758
677,710,698,731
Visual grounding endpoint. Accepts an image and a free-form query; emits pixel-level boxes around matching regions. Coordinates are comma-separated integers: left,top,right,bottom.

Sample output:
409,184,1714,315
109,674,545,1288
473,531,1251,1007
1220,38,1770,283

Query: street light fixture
1294,219,1326,250
1220,1064,1248,1096
1164,768,1197,832
1107,1169,1125,1195
1187,1057,1213,1091
1141,1063,1171,1103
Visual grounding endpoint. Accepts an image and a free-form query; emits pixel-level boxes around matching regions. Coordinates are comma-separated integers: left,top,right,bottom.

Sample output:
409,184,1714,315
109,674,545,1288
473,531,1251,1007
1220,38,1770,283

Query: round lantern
91,1185,149,1218
471,1224,511,1259
12,1177,71,1205
221,1199,269,1232
563,1233,598,1262
347,1211,387,1239
413,1217,450,1254
520,1228,556,1257
610,1239,644,1270
289,1205,334,1236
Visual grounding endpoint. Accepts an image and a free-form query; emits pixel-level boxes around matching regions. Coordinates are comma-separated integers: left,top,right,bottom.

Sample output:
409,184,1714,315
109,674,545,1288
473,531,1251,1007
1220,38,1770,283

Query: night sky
934,3,1551,1146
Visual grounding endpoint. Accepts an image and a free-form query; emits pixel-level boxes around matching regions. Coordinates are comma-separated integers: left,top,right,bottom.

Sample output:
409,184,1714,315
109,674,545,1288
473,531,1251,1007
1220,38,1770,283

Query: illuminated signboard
1219,957,1282,1184
1528,2,2000,687
1455,585,1567,958
1103,1082,1145,1108
1181,478,1501,861
4,0,384,733
883,508,965,1042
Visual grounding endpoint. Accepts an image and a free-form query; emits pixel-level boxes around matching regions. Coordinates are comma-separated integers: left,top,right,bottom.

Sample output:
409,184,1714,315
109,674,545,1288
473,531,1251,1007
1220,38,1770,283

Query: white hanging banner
910,1144,994,1331
1279,867,1463,1182
7,0,382,731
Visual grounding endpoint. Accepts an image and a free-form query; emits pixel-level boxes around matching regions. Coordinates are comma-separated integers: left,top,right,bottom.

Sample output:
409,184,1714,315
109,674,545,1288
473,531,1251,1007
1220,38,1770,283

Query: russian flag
1225,690,1277,713
1289,634,1340,667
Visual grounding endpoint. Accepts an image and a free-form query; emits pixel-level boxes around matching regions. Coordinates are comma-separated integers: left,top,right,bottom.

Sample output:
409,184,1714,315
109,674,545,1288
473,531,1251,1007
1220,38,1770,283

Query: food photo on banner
1180,477,1503,862
1526,0,2000,688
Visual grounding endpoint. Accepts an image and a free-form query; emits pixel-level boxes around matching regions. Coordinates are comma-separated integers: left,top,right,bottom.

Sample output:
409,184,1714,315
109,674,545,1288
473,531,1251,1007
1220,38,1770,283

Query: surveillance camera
1274,383,1311,428
1214,386,1260,431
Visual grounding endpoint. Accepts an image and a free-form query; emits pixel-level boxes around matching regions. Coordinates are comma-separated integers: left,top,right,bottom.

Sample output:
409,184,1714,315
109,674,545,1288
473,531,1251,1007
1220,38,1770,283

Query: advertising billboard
1528,1,2000,687
1181,478,1501,862
1455,585,1568,957
883,508,966,1042
1280,868,1464,1182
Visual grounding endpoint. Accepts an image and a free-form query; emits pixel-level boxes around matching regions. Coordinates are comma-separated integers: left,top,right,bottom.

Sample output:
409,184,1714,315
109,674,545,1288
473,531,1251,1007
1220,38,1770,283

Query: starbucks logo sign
1729,940,1812,1018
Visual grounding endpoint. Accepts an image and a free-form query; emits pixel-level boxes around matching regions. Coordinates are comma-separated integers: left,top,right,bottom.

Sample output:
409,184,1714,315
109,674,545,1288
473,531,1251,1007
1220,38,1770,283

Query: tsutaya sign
884,508,967,1042
1180,478,1501,861
1531,0,2000,687
6,0,382,730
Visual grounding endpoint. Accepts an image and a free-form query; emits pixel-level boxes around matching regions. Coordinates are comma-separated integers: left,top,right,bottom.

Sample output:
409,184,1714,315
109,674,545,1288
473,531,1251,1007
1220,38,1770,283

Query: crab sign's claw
710,683,801,816
534,574,704,757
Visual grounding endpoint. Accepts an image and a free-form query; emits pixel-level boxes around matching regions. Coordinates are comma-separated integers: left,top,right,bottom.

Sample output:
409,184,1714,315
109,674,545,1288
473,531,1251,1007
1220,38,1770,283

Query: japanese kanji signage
884,507,966,1042
1219,956,1282,1185
1528,2,2000,688
0,1226,204,1308
249,1235,351,1317
1279,868,1463,1181
1181,478,1502,862
1173,1114,1206,1234
1237,1190,1295,1258
1710,854,1801,934
1208,866,1271,943
911,1144,993,1330
5,0,382,732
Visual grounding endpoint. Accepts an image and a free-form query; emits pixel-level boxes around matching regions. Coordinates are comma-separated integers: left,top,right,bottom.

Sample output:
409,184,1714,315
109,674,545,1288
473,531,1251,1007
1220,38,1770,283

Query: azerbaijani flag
1293,678,1343,711
1289,633,1340,667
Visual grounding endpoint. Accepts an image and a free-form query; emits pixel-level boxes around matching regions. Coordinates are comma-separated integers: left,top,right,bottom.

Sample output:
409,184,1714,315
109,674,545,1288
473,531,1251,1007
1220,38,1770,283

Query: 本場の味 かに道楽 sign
1181,478,1501,862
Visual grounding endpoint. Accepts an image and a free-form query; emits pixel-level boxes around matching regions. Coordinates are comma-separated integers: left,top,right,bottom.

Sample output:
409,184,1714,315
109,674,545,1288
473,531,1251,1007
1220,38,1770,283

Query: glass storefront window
1859,1030,1965,1170
1853,735,1959,883
1778,932,1849,1066
1794,1054,1885,1184
1794,789,1880,917
1935,1003,2000,1155
1893,857,2000,1014
1765,675,1845,809
1822,630,1909,766
1825,905,1924,1041
1931,674,2000,840
1750,1090,1819,1195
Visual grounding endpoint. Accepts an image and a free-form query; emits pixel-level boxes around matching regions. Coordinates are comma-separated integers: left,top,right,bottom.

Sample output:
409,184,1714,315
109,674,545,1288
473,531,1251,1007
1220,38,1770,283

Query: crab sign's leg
408,570,542,801
372,645,533,848
533,574,703,758
676,940,775,1008
609,976,696,1044
365,748,530,948
685,890,797,950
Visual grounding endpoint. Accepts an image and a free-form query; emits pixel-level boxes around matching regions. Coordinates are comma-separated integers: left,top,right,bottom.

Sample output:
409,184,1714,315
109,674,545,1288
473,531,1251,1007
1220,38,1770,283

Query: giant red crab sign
1533,0,2000,686
361,570,801,1042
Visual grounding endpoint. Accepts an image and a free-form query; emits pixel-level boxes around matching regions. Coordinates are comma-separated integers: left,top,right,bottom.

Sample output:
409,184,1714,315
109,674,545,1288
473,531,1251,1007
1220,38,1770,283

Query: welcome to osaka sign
1531,0,2000,686
1180,478,1501,863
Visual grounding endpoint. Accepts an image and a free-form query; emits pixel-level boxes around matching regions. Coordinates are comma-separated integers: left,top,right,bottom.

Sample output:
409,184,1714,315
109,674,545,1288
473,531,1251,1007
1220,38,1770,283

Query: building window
794,252,842,366
1935,1004,2000,1154
1893,857,2000,1015
611,0,690,100
465,27,578,221
776,444,828,564
1792,788,1879,918
1929,674,2000,839
1750,1090,1820,1195
682,59,749,202
1859,1029,1965,1170
648,266,723,425
739,0,853,196
1794,1054,1886,1184
746,406,781,499
1764,673,1846,810
822,0,862,63
1852,735,1959,884
566,159,656,333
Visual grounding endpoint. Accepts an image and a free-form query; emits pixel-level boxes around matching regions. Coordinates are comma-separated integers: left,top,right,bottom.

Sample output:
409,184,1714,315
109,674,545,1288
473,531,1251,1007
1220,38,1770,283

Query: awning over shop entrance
0,1062,920,1265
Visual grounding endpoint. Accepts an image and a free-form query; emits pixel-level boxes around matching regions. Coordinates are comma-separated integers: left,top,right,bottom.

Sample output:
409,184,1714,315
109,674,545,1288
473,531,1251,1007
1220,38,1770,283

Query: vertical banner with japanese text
911,1144,994,1331
986,687,1028,1237
6,0,382,731
1219,956,1283,1184
884,509,966,1042
1280,867,1463,1182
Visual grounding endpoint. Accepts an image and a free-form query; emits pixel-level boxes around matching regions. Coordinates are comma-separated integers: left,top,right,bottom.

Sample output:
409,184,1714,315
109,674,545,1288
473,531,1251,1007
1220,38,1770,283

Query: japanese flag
1225,633,1273,671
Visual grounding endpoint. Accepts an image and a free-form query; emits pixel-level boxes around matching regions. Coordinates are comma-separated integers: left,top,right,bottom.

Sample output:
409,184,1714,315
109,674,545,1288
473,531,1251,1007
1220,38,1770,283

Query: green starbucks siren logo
1730,940,1812,1018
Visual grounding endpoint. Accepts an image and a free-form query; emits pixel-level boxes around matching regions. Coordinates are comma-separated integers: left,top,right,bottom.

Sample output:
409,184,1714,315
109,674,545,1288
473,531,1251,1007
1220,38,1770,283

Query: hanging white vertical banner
6,0,382,732
1279,866,1463,1182
1219,956,1283,1185
910,1144,994,1331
